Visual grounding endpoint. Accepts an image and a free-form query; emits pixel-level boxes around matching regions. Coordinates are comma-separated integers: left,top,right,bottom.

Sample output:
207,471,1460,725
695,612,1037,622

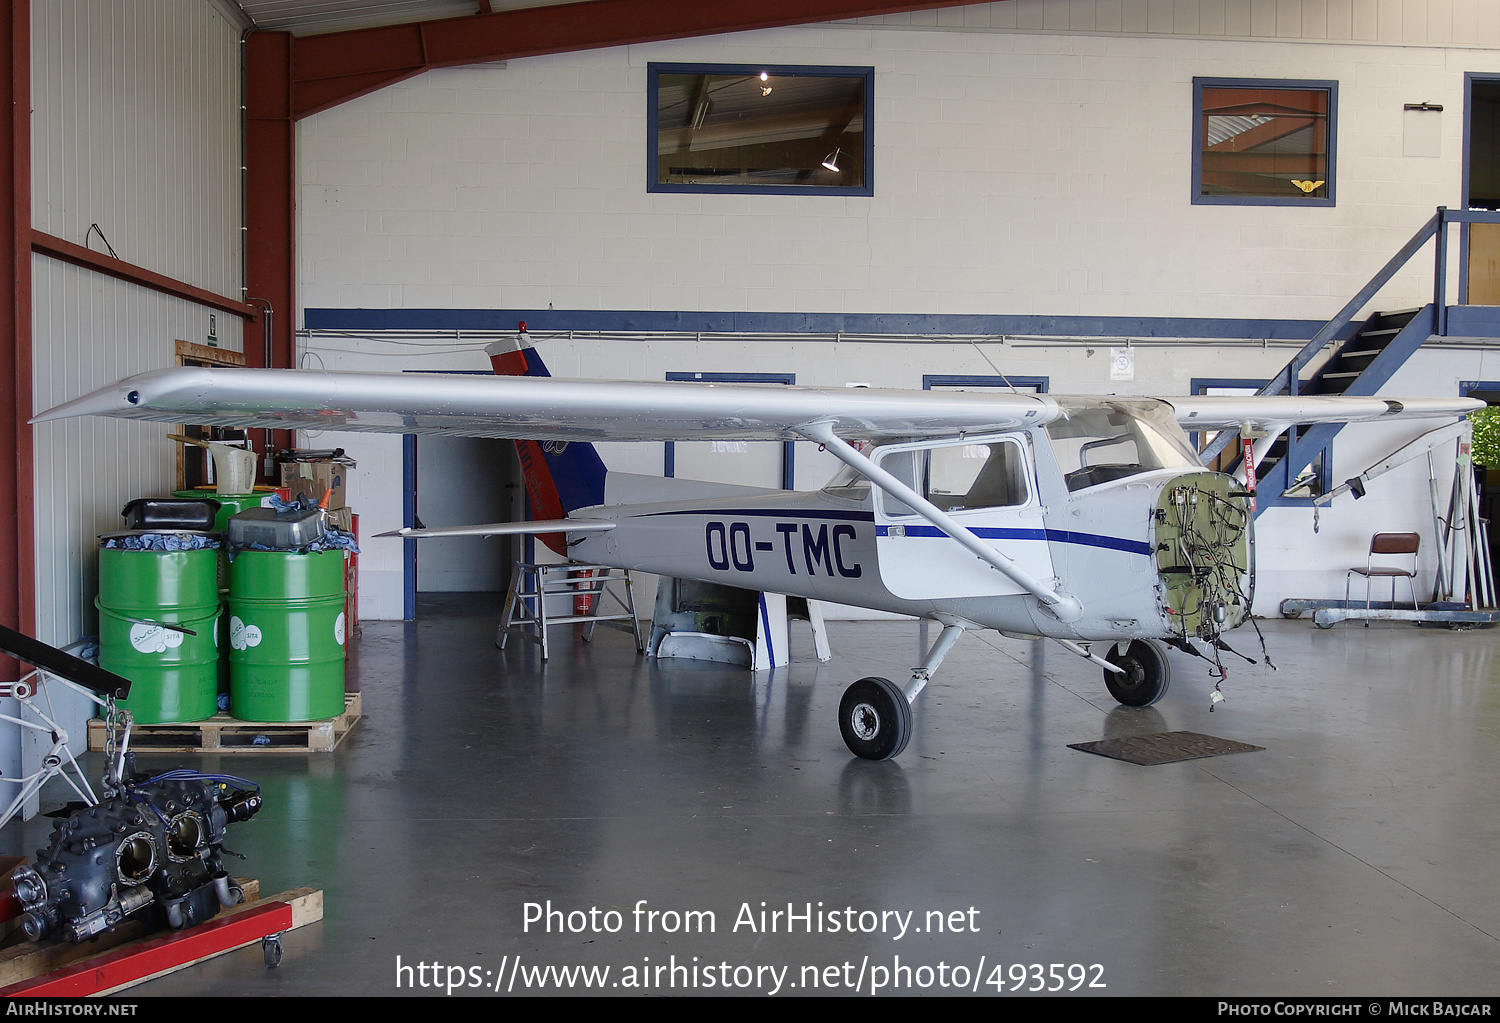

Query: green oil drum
97,546,221,724
228,549,346,721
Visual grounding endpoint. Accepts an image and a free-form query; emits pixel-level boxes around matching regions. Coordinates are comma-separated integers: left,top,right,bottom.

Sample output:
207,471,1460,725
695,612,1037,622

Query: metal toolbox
227,506,327,549
120,498,221,532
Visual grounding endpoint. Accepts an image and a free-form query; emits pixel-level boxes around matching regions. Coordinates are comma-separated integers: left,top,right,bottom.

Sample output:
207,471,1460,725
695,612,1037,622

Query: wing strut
796,421,1084,623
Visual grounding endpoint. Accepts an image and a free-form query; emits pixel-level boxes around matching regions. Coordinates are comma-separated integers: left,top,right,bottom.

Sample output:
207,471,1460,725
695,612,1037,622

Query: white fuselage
568,469,1199,643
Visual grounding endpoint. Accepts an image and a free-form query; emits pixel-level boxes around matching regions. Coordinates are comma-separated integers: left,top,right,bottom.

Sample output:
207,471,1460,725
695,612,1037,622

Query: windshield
1045,399,1200,492
820,463,872,501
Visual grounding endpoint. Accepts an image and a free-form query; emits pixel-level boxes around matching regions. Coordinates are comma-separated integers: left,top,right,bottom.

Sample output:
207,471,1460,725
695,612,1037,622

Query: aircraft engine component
13,766,262,943
1154,472,1253,643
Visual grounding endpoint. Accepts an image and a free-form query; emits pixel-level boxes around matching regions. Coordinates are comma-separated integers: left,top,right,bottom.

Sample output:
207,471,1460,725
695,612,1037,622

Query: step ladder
497,562,644,660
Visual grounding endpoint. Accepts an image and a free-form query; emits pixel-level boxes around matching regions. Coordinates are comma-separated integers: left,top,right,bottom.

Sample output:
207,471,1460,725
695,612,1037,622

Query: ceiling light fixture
821,148,843,172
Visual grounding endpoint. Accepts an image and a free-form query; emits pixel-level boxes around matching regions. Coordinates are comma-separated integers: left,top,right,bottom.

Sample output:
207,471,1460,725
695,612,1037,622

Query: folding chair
1345,531,1420,614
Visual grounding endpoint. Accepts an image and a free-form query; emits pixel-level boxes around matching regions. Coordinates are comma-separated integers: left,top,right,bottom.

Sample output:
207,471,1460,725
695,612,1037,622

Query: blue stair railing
1201,207,1500,513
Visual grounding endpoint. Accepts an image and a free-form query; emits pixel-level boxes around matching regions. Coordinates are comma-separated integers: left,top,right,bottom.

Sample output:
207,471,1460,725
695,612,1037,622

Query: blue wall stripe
305,307,1327,341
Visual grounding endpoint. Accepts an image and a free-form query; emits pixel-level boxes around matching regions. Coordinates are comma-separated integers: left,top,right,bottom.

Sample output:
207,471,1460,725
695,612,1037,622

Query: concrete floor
8,595,1500,996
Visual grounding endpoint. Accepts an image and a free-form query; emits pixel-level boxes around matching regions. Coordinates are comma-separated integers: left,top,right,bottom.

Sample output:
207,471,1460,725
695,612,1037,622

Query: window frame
1191,77,1338,208
647,62,875,197
871,433,1037,519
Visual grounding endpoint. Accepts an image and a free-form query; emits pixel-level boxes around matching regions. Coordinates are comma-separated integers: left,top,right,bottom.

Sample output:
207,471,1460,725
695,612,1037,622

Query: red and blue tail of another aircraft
486,329,608,555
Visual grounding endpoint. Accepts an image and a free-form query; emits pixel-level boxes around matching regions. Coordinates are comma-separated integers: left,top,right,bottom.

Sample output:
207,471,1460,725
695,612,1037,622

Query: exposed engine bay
1154,471,1253,642
12,759,262,943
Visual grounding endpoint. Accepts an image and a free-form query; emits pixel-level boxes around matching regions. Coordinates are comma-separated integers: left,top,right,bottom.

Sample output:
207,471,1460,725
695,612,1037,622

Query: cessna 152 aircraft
34,342,1480,760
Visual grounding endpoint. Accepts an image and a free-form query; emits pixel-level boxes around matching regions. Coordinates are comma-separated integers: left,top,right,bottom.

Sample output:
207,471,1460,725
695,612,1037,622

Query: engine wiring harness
1154,473,1274,694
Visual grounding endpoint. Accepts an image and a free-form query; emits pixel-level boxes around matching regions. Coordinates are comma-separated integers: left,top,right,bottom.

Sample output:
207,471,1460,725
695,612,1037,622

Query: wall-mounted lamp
821,148,843,172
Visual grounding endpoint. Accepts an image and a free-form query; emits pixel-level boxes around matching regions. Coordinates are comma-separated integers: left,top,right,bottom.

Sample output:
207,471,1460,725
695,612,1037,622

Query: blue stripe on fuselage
637,508,875,522
878,523,1151,556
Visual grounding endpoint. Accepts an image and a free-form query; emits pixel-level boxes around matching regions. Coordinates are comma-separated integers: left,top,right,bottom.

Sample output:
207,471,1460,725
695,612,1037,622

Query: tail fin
485,327,607,556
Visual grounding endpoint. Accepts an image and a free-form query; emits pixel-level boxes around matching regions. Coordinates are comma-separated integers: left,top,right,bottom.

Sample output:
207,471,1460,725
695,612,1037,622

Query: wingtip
31,384,139,424
31,367,200,425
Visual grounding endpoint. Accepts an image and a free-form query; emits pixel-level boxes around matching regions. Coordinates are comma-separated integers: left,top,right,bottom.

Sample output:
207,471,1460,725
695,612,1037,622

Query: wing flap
1165,395,1482,429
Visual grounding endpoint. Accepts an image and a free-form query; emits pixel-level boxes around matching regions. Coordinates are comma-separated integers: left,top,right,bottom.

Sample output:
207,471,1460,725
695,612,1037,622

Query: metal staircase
1200,207,1500,515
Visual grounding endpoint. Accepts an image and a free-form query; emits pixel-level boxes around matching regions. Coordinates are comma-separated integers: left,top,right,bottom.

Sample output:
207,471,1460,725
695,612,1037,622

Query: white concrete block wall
858,0,1500,46
297,19,1499,619
300,25,1500,322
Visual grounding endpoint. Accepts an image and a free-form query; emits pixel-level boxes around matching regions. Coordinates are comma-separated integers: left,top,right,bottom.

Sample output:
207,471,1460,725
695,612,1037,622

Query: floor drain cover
1068,730,1264,765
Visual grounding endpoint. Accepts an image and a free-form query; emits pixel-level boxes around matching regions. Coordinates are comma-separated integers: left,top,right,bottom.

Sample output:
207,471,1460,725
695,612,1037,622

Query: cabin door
872,435,1054,600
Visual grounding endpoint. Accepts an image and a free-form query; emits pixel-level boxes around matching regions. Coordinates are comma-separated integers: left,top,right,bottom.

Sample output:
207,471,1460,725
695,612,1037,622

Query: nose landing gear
1102,638,1171,707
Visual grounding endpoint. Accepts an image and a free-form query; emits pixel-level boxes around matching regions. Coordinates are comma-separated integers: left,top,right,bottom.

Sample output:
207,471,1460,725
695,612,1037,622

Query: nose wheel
839,676,913,760
1102,639,1171,707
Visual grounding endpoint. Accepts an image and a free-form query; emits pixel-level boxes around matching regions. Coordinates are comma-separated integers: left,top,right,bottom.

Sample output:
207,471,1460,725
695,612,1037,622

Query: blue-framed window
923,374,1049,394
648,63,873,196
1192,78,1337,207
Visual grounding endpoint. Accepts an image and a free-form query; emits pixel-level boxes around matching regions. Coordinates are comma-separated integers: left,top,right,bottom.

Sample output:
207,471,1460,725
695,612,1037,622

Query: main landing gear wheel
1103,639,1171,707
839,676,913,760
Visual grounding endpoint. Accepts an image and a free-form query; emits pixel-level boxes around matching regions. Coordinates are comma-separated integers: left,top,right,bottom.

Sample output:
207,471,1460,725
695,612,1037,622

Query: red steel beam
290,0,989,117
0,0,32,680
31,231,260,321
246,31,298,473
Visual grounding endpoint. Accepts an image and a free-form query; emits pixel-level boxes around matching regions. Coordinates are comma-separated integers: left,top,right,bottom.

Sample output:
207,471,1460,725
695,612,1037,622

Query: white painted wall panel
30,257,223,651
19,2,246,796
30,0,244,652
31,0,242,296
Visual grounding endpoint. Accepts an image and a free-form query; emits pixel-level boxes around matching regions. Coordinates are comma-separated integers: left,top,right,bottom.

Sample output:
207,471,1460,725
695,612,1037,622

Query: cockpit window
1046,399,1200,492
926,441,1029,511
857,437,1032,516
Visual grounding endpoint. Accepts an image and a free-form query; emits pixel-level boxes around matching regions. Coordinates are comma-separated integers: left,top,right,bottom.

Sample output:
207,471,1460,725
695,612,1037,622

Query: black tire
1102,639,1171,707
839,676,913,760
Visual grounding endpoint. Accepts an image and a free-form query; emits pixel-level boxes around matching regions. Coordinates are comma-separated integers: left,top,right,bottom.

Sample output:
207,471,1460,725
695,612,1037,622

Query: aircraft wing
32,366,1061,440
33,366,1481,441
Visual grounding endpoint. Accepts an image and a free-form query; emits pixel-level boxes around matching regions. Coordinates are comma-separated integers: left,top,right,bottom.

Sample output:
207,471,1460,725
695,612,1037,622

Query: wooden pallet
89,692,361,753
